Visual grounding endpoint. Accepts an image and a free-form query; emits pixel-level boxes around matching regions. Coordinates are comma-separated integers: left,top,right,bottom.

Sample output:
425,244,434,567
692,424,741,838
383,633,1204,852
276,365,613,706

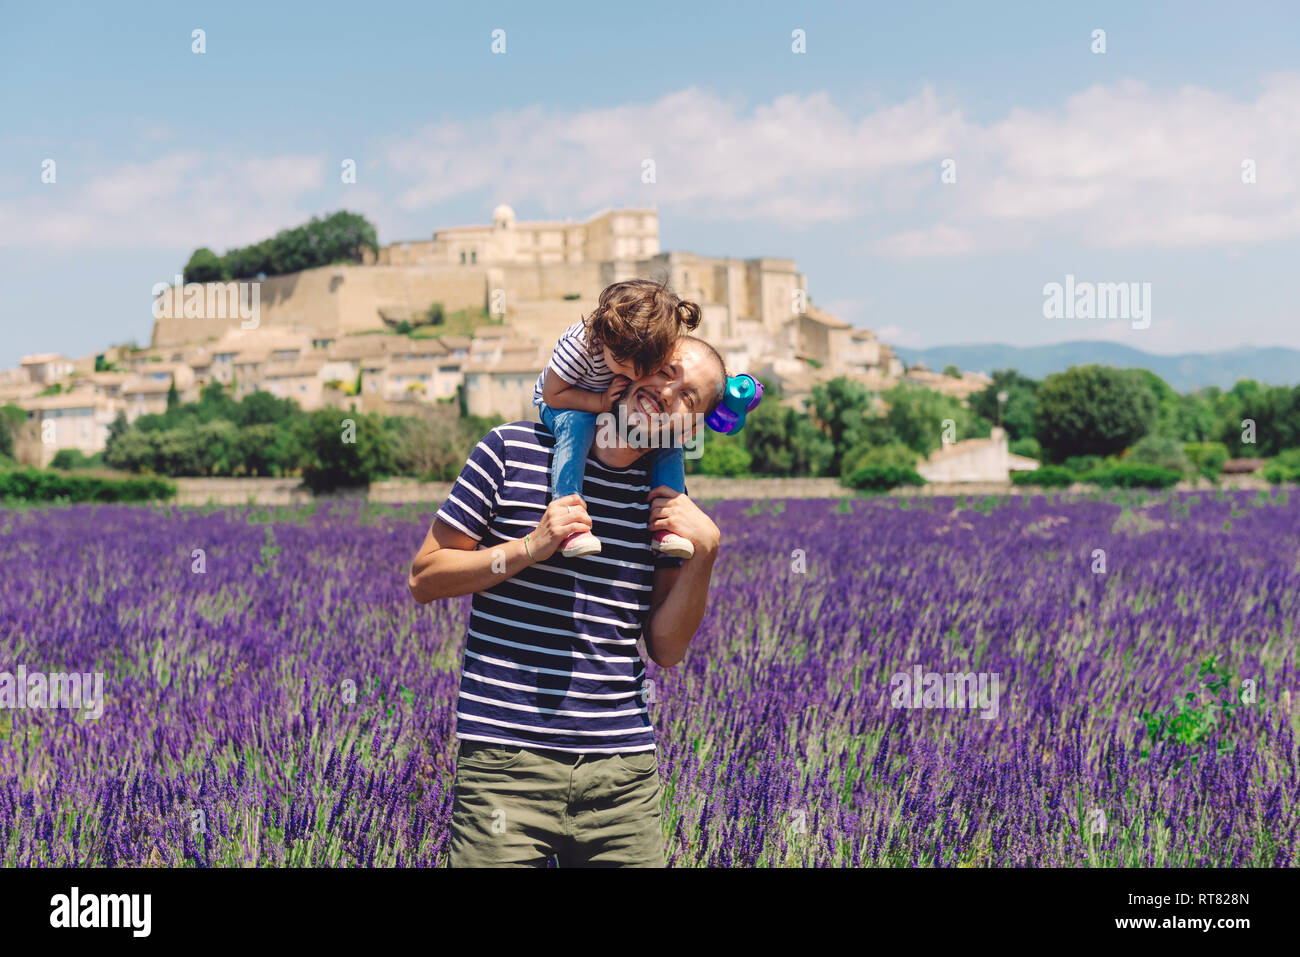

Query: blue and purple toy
705,373,765,435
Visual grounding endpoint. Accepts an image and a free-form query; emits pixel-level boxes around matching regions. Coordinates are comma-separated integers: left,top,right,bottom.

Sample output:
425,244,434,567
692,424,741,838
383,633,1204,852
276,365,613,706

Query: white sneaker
651,530,695,559
561,531,602,558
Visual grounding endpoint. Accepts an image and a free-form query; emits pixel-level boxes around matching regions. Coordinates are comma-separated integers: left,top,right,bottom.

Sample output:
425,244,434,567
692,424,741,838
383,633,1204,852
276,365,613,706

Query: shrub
1011,465,1075,487
696,438,752,477
1063,454,1103,475
292,408,395,492
840,441,918,477
1009,437,1042,460
49,449,104,470
1262,449,1300,484
1183,442,1229,480
1087,464,1182,489
1125,434,1191,475
0,468,175,503
843,465,925,493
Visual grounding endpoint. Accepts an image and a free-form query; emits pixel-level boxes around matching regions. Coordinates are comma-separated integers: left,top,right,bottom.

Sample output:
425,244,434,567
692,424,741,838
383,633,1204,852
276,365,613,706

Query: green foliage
810,378,877,474
1035,365,1158,462
942,364,962,378
1086,463,1182,489
189,211,379,282
1125,433,1191,475
1217,383,1300,456
1262,448,1300,485
695,435,752,477
743,386,833,476
1183,442,1228,480
1009,436,1042,460
0,468,174,503
386,413,504,482
0,404,25,460
969,369,1039,442
1011,465,1075,487
49,449,104,470
1138,656,1250,767
182,247,229,283
882,384,990,459
840,441,918,477
292,408,396,493
842,464,925,493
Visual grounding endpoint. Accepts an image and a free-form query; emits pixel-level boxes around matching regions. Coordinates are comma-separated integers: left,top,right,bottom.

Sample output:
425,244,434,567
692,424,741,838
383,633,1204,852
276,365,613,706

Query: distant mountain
892,342,1300,392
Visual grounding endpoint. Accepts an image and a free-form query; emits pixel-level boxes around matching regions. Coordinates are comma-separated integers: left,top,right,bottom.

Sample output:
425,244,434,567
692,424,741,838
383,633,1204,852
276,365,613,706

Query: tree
810,378,878,475
292,408,396,492
840,441,918,477
1174,390,1218,443
743,387,834,476
236,389,300,427
166,376,180,412
1125,434,1191,475
1218,384,1300,456
183,247,228,283
942,364,962,379
969,370,1039,442
1034,365,1158,462
0,404,26,461
882,384,990,458
1131,369,1179,436
695,434,751,476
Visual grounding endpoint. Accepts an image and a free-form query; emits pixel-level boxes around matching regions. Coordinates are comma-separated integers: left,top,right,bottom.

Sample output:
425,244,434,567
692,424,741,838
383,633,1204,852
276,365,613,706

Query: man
408,336,726,867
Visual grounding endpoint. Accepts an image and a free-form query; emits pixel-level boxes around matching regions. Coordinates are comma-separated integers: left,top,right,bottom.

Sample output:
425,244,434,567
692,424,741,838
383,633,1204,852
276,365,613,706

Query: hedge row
1012,463,1183,489
0,469,176,503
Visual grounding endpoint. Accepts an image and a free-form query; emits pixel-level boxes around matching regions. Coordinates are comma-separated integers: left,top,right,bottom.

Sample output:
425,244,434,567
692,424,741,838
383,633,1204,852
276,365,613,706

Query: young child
532,279,701,559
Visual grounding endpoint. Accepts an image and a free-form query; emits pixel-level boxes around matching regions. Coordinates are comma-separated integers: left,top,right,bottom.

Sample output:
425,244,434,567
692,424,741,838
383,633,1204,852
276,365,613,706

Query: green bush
1062,454,1103,475
292,408,395,492
696,437,752,477
1087,464,1182,489
840,441,918,477
0,468,175,503
49,449,104,470
1262,449,1300,484
842,465,925,493
1011,465,1075,487
1009,436,1042,460
1125,434,1191,475
1183,442,1229,480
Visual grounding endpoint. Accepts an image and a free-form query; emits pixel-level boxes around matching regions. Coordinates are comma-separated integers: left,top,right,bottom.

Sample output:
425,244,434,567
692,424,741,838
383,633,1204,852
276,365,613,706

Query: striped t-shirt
435,421,686,753
531,320,613,407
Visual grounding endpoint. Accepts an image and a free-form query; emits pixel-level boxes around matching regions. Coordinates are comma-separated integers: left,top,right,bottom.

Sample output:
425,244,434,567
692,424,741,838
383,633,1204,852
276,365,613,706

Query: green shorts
447,739,667,868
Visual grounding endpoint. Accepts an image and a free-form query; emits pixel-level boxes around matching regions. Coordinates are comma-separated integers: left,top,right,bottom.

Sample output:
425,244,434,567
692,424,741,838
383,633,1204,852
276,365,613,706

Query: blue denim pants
538,403,686,500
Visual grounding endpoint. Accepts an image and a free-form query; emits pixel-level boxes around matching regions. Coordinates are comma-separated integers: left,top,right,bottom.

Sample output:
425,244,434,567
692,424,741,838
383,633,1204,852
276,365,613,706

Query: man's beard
596,386,694,451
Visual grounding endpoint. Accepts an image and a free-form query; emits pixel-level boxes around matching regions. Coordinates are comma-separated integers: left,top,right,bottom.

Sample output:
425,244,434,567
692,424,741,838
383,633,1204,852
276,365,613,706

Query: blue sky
3,0,1299,368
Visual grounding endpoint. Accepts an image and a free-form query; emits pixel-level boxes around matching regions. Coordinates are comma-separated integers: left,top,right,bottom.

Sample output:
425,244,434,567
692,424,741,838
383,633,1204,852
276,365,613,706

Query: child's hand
601,375,631,413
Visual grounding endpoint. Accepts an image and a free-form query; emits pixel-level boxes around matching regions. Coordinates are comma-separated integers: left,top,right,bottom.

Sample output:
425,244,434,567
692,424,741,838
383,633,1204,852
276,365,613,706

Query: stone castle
4,205,993,466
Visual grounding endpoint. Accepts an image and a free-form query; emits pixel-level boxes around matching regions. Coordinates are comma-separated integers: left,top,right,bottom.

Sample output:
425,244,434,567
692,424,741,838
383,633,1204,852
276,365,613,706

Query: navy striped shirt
532,320,613,407
435,422,685,753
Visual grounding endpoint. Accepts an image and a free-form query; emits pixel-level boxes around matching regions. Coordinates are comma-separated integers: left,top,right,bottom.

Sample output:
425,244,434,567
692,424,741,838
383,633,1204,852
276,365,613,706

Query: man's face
614,340,724,447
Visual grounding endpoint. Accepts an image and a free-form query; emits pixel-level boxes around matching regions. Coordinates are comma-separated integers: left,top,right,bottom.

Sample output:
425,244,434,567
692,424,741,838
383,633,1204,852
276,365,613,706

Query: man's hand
646,486,720,557
601,374,631,414
528,494,593,560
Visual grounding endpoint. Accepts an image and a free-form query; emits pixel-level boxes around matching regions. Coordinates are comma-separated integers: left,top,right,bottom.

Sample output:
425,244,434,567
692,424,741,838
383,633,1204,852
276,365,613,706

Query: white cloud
0,152,327,251
380,75,1300,256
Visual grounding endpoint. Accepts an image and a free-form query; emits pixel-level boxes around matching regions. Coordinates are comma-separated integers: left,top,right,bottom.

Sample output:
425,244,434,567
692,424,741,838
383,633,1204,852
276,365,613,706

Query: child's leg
648,446,694,558
538,403,598,500
649,445,686,494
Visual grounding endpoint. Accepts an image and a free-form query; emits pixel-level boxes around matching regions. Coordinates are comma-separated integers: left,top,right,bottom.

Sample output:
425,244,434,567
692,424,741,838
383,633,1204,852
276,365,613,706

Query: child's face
602,346,642,380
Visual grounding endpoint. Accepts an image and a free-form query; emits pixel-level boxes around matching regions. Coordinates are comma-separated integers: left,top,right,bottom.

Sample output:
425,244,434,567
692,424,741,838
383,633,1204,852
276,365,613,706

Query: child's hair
583,279,702,377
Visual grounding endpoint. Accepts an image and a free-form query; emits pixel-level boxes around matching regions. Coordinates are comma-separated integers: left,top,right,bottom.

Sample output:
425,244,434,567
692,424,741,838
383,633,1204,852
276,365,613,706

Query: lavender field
1,490,1297,867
